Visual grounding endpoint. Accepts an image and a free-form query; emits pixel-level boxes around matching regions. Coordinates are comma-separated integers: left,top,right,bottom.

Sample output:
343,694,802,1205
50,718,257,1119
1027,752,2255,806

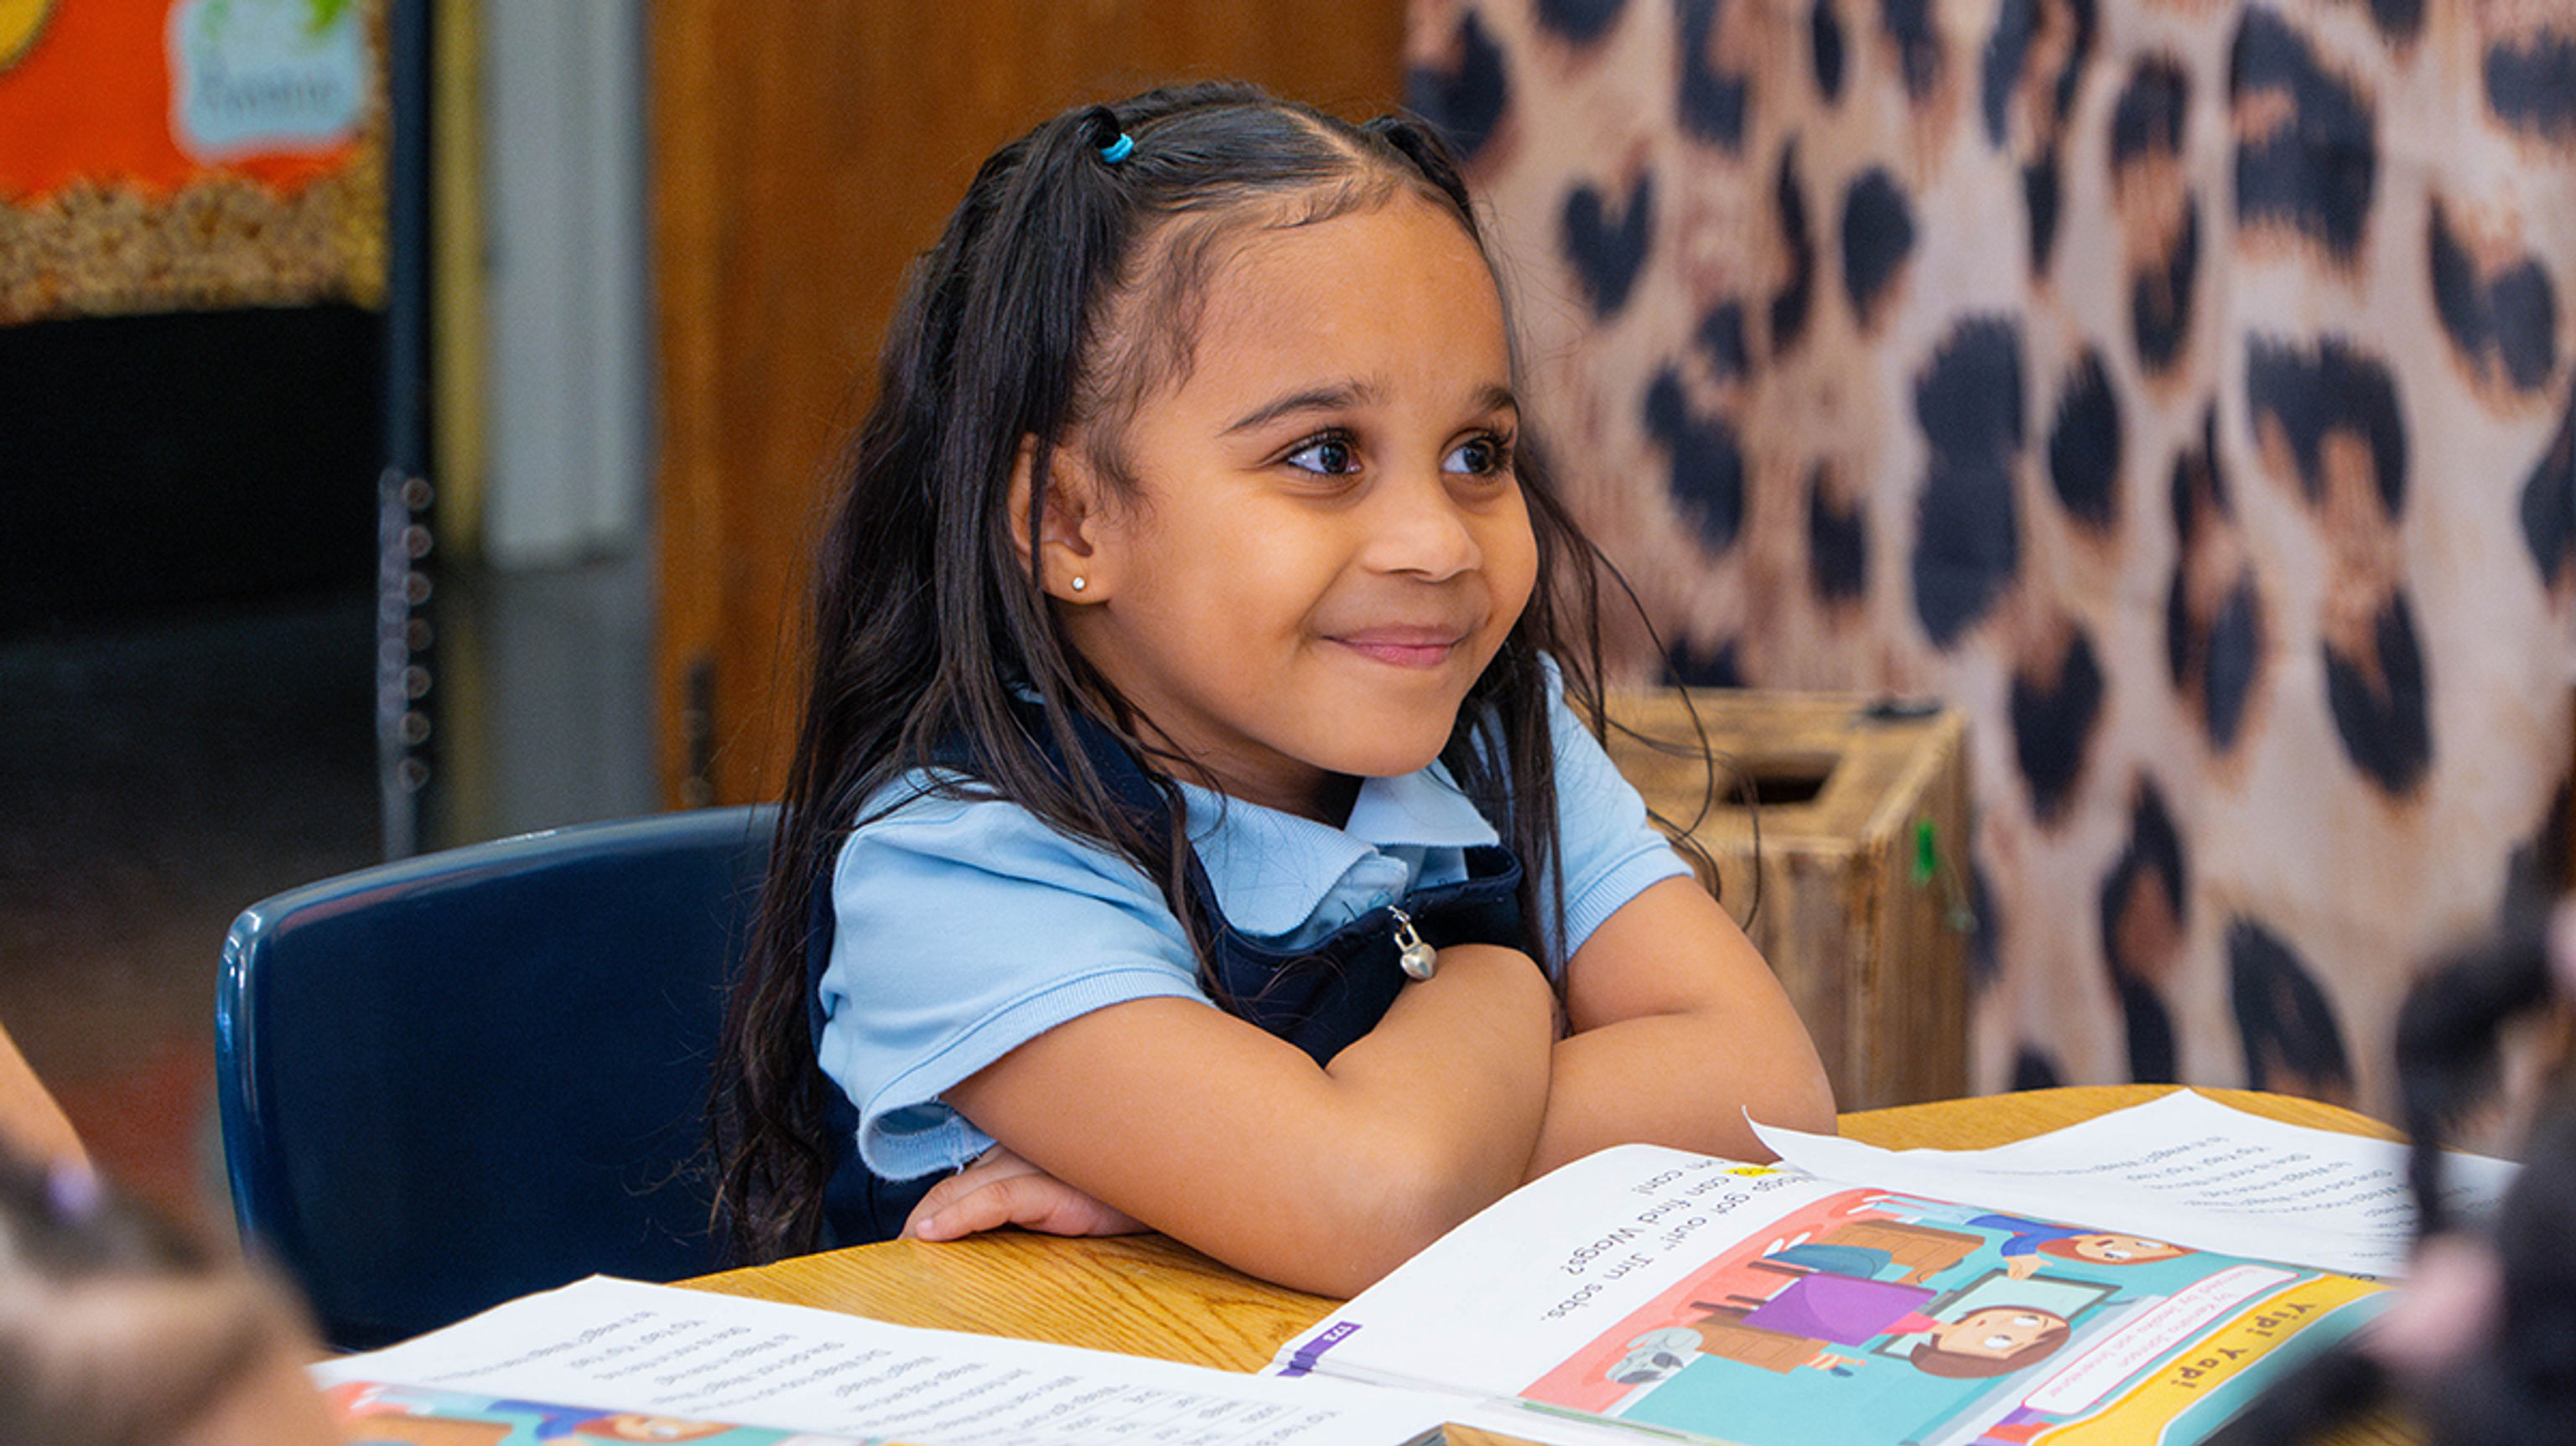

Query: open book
1268,1091,2508,1446
317,1092,2506,1446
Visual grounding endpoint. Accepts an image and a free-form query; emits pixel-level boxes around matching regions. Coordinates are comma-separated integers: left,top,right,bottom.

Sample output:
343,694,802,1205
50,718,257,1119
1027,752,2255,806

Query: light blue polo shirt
815,677,1688,1182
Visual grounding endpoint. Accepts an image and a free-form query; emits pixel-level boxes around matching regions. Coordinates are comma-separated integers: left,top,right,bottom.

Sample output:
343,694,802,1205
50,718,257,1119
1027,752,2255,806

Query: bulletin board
0,0,385,323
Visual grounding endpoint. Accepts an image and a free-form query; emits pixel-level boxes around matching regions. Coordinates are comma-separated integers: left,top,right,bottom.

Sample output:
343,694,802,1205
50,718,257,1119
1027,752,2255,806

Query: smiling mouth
1332,630,1467,668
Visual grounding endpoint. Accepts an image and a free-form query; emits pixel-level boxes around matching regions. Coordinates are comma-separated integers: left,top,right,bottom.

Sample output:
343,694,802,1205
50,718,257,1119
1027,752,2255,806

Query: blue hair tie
46,1162,100,1221
1098,132,1135,164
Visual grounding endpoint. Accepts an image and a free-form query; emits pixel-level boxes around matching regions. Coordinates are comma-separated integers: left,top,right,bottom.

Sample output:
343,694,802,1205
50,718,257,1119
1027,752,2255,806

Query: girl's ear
1007,435,1118,604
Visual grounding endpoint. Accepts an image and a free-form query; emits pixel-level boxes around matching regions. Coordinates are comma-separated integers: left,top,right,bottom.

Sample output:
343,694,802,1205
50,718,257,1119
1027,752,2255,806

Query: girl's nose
1364,473,1483,581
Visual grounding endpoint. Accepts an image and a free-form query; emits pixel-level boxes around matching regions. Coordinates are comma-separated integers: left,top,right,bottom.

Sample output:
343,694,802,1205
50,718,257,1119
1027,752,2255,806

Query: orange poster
0,0,386,322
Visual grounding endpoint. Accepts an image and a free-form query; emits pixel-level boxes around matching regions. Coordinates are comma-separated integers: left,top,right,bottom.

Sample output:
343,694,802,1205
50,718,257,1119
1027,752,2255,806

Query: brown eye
1287,435,1358,474
1444,434,1509,477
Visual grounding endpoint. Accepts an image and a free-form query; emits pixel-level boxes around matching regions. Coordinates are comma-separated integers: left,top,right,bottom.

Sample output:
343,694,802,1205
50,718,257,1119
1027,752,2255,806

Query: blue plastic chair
216,806,774,1350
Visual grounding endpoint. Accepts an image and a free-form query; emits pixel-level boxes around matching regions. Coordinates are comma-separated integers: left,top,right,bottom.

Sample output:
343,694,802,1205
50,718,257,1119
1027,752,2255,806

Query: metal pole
379,0,436,860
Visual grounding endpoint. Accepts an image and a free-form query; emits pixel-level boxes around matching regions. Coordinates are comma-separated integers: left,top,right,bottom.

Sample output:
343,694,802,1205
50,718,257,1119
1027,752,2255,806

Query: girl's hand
901,1144,1147,1242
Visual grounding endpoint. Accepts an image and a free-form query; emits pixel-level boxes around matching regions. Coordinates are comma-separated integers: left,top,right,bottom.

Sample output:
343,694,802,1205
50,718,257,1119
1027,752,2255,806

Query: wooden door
650,1,1404,806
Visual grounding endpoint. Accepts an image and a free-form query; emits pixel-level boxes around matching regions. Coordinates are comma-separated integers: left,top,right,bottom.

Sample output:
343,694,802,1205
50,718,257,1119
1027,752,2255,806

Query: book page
314,1277,1449,1446
1756,1090,2517,1278
1274,1141,2391,1446
1272,1146,1855,1393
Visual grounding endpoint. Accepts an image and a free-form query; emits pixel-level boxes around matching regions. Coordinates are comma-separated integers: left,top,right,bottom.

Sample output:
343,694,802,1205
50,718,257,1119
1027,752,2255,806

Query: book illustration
325,1381,870,1444
1518,1184,2386,1446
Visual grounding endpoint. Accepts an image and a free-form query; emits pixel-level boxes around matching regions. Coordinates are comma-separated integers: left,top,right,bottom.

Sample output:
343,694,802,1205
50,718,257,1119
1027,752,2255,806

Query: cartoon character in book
1971,1221,2189,1279
1754,1217,1985,1285
1676,1276,2075,1378
1901,1306,2074,1379
1858,1196,2192,1279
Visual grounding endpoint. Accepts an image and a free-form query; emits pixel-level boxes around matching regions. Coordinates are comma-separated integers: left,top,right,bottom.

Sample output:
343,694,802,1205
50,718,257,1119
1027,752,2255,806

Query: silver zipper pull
1389,905,1437,982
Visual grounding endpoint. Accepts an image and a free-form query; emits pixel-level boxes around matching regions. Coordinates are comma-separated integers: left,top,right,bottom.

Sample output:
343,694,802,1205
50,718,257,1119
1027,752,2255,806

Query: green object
1913,817,1938,884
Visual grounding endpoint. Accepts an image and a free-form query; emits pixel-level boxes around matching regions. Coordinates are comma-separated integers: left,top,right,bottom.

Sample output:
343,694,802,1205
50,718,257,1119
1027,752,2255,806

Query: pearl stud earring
1070,577,1087,593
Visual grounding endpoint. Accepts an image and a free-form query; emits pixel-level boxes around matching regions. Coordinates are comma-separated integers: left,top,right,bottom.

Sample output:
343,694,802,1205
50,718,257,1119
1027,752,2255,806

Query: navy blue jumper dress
805,706,1526,1246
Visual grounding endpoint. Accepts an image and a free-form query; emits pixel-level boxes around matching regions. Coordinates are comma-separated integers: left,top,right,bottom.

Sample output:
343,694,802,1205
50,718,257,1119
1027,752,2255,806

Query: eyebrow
1223,382,1378,436
1221,381,1519,435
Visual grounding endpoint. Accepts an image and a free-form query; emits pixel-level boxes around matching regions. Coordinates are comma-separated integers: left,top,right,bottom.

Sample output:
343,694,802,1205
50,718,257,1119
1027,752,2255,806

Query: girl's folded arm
936,940,1556,1297
1524,873,1837,1179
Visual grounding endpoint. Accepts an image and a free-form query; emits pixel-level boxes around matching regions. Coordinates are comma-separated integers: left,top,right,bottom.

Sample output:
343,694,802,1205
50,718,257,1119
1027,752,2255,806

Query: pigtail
2210,906,2576,1445
2394,910,2576,1444
2392,915,2552,1236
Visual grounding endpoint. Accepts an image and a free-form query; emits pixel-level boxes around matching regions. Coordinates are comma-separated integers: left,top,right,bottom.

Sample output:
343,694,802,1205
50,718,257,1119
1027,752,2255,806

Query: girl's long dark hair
709,81,1618,1265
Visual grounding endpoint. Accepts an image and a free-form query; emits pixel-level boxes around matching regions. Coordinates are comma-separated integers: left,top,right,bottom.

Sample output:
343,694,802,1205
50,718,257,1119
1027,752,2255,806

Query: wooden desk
682,1086,2414,1441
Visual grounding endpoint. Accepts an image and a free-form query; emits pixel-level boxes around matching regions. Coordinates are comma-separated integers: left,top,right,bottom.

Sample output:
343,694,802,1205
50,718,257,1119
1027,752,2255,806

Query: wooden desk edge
1836,1082,2403,1152
681,1086,2410,1443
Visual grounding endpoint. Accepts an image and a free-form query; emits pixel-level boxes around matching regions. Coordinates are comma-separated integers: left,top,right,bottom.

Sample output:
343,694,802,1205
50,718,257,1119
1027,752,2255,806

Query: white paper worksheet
314,1276,1453,1446
1756,1088,2517,1278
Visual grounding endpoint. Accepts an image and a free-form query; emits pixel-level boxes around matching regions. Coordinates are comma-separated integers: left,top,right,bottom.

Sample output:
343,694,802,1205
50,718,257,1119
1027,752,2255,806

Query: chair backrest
216,805,775,1350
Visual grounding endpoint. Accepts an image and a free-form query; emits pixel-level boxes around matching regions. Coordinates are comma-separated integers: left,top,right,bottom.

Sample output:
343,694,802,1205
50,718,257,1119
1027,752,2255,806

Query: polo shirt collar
1179,766,1498,939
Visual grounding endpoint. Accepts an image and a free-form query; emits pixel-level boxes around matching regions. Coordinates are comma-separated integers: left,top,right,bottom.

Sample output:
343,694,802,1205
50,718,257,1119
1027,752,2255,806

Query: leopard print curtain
1406,0,2576,1113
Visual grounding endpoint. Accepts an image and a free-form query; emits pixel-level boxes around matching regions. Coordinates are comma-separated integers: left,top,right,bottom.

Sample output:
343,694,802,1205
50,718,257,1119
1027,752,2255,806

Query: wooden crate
1601,690,1971,1111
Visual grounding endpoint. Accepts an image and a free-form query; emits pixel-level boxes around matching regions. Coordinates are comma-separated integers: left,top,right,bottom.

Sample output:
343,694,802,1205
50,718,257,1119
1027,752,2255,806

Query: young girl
709,80,1836,1297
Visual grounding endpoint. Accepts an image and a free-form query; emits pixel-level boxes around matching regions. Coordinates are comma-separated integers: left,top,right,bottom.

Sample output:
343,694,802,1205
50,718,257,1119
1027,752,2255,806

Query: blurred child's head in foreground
0,1148,339,1446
